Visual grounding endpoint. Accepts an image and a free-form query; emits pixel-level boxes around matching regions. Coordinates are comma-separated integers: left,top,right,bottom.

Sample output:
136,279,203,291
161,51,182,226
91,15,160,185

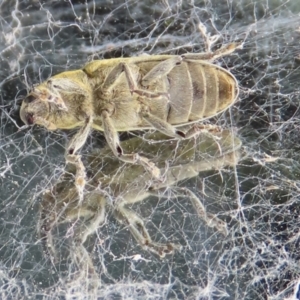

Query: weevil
20,41,240,179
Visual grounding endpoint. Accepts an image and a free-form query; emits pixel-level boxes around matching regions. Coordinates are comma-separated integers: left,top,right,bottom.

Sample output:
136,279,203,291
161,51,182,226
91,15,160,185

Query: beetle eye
26,113,34,125
24,95,36,104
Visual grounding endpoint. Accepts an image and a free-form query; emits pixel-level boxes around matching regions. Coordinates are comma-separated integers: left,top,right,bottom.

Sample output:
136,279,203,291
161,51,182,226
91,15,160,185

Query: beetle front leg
101,110,161,180
46,76,90,111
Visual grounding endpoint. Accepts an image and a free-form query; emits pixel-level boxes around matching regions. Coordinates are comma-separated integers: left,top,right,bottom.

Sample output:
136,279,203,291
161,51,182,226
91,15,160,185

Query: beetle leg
122,63,169,99
46,77,90,110
102,62,170,98
40,208,58,264
114,205,174,258
67,116,93,156
141,105,186,139
101,110,162,180
102,63,124,93
39,194,70,264
46,79,68,111
211,42,242,60
48,77,89,95
140,56,182,86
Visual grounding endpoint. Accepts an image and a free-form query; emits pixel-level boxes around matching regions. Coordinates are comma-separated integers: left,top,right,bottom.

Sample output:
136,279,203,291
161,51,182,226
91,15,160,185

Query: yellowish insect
40,130,241,262
20,40,240,178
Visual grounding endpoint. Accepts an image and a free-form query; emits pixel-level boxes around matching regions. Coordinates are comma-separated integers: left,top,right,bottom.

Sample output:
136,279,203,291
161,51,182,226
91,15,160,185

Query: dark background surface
1,0,300,299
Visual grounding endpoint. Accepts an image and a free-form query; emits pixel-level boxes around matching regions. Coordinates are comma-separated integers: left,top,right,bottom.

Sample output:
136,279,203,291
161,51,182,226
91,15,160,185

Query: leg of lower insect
101,110,162,179
148,150,240,193
40,226,56,262
39,194,79,264
182,124,224,155
39,209,59,264
114,205,174,257
65,154,87,203
73,198,106,245
176,187,228,236
70,243,98,279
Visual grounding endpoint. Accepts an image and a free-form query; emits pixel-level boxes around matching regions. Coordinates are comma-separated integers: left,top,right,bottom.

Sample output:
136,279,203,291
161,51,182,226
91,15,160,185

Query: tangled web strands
1,0,300,299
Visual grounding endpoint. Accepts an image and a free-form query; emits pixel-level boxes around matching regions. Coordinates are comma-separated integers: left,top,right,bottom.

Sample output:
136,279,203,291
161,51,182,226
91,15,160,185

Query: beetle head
20,86,51,127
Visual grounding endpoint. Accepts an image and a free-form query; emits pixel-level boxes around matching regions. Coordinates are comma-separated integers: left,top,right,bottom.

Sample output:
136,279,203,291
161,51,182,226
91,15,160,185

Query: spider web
1,0,300,299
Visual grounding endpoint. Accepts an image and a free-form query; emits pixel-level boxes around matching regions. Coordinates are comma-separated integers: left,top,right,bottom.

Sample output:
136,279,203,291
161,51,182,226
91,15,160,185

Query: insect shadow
39,129,241,271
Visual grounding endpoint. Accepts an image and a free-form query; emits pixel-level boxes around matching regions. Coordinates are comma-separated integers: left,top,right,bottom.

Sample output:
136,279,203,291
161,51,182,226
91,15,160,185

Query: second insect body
20,45,239,177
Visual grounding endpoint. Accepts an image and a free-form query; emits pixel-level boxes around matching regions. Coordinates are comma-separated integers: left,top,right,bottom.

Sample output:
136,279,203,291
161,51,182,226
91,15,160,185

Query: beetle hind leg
182,42,241,62
140,56,182,86
141,106,185,139
182,21,242,62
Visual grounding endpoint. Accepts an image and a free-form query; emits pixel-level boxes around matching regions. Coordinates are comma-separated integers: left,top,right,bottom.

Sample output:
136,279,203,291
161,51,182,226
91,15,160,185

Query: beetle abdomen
166,63,193,124
166,60,237,125
187,61,237,122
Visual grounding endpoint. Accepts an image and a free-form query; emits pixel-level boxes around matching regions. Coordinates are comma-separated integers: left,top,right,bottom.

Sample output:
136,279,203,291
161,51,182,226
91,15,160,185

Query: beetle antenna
23,64,34,92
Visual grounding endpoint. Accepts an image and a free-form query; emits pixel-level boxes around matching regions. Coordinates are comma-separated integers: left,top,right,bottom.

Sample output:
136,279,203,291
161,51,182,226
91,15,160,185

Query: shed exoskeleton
40,129,241,263
20,41,240,179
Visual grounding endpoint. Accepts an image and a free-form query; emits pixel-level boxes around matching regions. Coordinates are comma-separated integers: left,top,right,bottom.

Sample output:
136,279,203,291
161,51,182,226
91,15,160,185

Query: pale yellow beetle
20,41,240,179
